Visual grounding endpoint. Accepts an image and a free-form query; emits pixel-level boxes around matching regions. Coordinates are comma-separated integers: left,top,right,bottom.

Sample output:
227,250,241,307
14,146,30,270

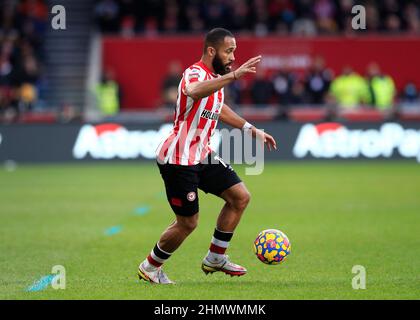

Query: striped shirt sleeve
182,66,206,95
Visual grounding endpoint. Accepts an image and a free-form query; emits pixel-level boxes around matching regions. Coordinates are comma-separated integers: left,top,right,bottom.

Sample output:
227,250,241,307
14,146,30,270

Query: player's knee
232,190,251,212
240,190,251,209
182,219,198,234
177,214,199,234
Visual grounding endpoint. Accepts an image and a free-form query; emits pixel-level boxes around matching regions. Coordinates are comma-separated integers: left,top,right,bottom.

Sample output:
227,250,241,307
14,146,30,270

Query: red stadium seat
397,107,420,121
238,106,279,122
288,107,329,122
337,108,387,122
19,112,57,124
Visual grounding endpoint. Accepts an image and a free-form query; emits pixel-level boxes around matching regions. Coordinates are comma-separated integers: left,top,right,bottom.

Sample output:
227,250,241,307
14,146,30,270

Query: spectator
0,0,47,122
273,68,297,105
228,0,251,31
120,15,136,38
250,69,273,106
225,79,246,105
379,0,402,19
0,86,8,115
291,16,317,36
58,103,81,123
94,0,120,33
400,82,419,105
161,60,182,108
89,0,420,116
305,56,333,104
267,0,295,31
143,17,159,38
14,52,40,84
180,3,204,33
203,0,229,30
253,0,270,37
295,0,314,18
18,0,48,20
329,66,369,108
273,21,289,35
404,3,420,34
119,0,137,18
313,0,337,34
0,86,18,122
96,70,121,115
0,52,13,86
289,80,310,105
162,0,180,34
384,14,402,33
93,0,420,36
19,14,44,61
18,0,49,38
18,82,37,111
336,0,353,30
365,62,396,111
341,15,356,36
365,3,381,33
15,54,40,111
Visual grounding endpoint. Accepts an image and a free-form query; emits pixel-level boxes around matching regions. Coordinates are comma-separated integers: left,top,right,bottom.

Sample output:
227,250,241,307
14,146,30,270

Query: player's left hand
263,132,277,151
254,129,277,151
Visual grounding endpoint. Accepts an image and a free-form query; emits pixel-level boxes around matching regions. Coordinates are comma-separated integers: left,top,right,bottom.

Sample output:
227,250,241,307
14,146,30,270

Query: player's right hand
233,55,262,79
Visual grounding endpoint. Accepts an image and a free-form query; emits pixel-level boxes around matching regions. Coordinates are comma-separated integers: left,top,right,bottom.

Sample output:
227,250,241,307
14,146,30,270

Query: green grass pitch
0,161,419,299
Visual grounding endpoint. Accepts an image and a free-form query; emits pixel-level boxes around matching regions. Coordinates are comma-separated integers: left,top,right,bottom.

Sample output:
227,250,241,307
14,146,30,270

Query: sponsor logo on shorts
187,192,196,202
171,197,182,207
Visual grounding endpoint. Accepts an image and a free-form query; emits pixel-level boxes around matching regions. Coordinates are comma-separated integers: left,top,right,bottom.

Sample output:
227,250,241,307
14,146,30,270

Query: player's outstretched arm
220,103,277,151
184,56,262,100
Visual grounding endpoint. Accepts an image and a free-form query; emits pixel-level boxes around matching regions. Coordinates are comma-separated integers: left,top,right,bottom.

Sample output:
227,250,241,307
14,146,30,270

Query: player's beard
212,53,231,75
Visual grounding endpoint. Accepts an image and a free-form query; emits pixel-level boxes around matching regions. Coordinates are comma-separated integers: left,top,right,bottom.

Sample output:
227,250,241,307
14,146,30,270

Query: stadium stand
0,0,48,122
93,0,420,36
1,0,419,123
0,0,93,123
92,0,420,123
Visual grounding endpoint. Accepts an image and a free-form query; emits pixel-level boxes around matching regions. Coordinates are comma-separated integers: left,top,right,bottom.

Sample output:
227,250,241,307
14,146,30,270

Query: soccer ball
253,229,291,265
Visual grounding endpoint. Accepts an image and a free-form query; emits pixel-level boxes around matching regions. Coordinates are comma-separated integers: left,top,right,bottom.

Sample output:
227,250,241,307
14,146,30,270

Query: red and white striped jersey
156,61,225,165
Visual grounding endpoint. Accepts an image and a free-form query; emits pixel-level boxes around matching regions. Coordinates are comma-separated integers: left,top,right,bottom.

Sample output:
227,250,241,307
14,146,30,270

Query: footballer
138,28,277,284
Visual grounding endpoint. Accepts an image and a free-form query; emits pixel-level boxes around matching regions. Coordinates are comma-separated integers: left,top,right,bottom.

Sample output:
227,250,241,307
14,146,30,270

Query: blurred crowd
0,0,47,122
95,0,420,36
1,0,419,123
161,57,420,113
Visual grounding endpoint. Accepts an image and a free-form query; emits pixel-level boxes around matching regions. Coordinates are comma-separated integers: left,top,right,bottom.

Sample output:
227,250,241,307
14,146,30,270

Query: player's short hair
203,28,234,54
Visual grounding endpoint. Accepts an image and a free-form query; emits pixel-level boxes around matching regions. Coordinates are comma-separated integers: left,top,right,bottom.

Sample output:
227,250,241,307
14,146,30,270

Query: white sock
206,229,233,264
141,258,158,272
141,243,172,272
206,250,225,264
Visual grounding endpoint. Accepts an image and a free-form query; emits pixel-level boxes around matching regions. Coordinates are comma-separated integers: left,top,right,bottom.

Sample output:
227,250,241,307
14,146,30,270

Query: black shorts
157,152,242,216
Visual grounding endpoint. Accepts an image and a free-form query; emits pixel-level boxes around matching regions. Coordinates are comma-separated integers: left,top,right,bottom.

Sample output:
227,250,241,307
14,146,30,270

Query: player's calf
138,214,199,284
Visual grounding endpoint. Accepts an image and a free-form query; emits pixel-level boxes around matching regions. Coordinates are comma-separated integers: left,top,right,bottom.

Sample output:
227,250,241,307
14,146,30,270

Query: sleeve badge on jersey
188,73,199,80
